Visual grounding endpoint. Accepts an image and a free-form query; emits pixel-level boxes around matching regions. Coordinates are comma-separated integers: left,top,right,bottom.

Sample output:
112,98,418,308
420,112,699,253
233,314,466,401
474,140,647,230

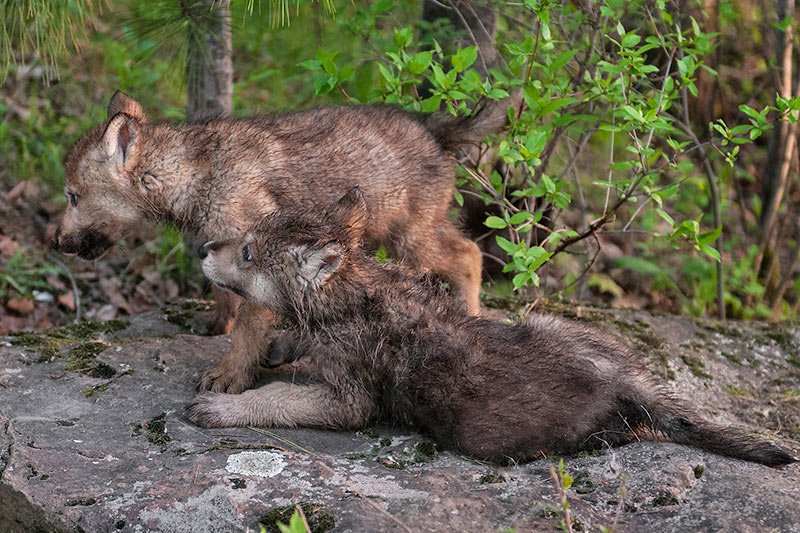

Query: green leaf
615,256,664,275
431,64,447,88
451,46,478,73
550,49,578,71
377,63,395,83
394,28,413,48
508,211,533,225
699,244,721,262
484,216,508,229
621,33,641,48
495,236,517,254
656,208,675,227
453,188,464,207
420,94,443,113
738,104,760,120
524,131,548,154
541,174,556,194
276,509,307,533
621,105,644,122
407,51,434,74
698,225,722,245
297,59,321,71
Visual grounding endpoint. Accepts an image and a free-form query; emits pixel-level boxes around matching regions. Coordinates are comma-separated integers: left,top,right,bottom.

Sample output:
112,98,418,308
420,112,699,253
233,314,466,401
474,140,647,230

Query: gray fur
190,189,798,466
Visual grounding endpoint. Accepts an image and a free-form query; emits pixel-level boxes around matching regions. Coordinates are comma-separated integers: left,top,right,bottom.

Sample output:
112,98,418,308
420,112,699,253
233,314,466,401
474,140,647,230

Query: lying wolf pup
189,189,798,466
53,91,514,393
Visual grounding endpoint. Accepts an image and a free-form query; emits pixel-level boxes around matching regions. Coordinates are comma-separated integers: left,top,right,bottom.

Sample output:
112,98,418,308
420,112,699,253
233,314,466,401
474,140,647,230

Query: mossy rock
8,319,129,362
258,503,335,533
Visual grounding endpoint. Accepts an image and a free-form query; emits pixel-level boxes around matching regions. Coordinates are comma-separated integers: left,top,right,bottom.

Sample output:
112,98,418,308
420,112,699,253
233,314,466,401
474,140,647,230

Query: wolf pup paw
187,393,238,428
199,362,256,394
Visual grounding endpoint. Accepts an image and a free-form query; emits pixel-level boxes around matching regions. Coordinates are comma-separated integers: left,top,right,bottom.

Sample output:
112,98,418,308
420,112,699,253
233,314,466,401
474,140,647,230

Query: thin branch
47,252,82,323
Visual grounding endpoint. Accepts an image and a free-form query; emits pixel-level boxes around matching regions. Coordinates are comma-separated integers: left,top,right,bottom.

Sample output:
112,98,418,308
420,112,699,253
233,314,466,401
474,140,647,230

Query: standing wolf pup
190,189,798,467
53,91,516,393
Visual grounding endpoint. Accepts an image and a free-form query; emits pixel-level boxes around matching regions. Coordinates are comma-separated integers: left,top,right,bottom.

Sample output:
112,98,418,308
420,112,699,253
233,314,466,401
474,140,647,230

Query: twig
550,463,574,533
47,252,82,323
353,493,412,533
448,2,490,76
247,426,316,455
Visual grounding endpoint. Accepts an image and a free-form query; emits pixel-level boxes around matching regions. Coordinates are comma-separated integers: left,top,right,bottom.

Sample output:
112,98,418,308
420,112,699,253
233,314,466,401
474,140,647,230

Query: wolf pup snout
50,228,61,252
198,240,228,259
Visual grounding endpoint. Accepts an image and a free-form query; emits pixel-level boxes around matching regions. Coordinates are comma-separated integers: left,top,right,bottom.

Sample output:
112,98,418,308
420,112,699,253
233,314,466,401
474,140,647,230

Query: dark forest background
1,0,799,334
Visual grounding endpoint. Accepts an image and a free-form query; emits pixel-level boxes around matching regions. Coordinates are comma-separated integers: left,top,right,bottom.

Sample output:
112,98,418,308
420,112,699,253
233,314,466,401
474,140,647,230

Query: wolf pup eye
67,192,79,208
242,245,253,262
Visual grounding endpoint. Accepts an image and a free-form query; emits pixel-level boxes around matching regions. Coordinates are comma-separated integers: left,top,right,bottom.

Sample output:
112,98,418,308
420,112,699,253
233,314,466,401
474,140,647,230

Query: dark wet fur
190,191,798,467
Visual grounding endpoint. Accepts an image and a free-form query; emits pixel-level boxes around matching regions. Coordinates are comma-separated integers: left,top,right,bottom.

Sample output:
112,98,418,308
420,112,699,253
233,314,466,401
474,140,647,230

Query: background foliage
1,0,798,333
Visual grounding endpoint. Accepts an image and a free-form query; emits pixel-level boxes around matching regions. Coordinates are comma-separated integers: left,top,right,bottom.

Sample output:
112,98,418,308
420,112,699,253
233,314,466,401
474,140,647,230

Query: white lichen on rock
225,451,286,478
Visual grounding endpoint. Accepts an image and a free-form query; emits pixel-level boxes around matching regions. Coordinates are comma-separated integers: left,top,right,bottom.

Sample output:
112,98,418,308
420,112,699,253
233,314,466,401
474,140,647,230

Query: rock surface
1,302,799,532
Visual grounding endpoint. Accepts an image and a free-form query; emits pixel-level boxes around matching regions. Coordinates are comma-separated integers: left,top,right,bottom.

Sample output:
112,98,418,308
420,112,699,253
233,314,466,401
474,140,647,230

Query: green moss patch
162,300,214,334
681,354,711,379
144,412,172,449
9,332,62,360
345,437,438,469
64,341,116,378
693,464,705,478
132,412,172,452
721,351,744,365
652,492,679,507
64,498,97,507
8,319,129,363
724,384,753,398
479,472,506,484
258,503,335,533
572,470,598,494
48,320,129,339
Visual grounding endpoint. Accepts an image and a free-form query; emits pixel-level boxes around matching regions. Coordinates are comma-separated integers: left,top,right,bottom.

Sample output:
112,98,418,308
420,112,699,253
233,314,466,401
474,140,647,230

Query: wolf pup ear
108,91,148,123
327,186,368,243
294,244,343,289
102,114,141,173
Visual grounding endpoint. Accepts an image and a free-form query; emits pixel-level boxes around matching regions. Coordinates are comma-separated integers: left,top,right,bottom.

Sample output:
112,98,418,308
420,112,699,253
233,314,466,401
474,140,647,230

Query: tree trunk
181,0,235,334
181,0,233,121
755,0,797,307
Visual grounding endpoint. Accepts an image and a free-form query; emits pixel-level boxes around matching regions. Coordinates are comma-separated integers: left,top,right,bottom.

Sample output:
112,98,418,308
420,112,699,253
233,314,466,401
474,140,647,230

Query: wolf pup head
53,91,149,260
199,187,368,314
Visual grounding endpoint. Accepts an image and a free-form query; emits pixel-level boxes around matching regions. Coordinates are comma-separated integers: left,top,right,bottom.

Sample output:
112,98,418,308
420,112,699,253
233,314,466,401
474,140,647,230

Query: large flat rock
1,304,799,532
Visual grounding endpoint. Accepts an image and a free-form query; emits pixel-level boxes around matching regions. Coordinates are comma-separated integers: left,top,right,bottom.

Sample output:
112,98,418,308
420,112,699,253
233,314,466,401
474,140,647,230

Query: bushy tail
423,91,522,152
638,392,798,467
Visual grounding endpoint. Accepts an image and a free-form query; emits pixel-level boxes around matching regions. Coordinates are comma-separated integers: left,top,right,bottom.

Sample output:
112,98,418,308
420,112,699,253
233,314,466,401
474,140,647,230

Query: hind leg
397,221,483,315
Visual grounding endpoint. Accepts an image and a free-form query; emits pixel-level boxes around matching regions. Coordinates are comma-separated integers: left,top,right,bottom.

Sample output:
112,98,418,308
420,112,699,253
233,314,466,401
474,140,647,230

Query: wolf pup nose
50,229,61,252
197,243,210,259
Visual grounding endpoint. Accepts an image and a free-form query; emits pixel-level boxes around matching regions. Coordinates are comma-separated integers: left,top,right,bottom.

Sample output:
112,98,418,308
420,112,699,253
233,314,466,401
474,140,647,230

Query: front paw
199,362,257,394
187,393,239,428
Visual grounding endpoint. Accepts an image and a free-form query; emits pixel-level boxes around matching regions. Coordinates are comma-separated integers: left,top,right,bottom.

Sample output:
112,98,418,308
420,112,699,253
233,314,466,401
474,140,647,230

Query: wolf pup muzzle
57,229,114,260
